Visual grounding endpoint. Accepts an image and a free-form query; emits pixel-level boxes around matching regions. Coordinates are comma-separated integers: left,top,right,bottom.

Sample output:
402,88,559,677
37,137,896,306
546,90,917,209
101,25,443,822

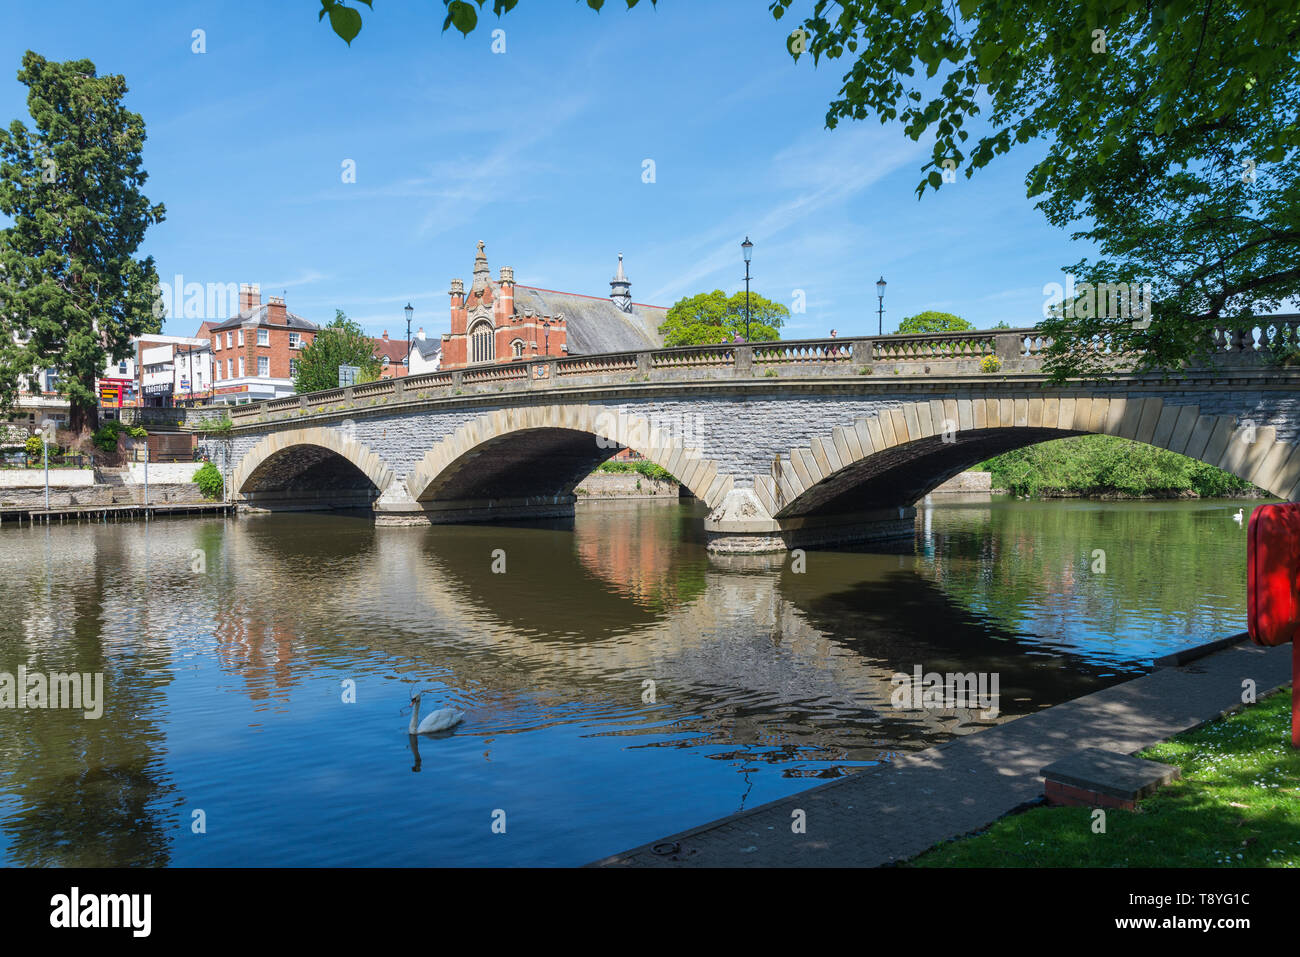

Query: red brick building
207,284,318,404
370,332,410,379
441,241,665,369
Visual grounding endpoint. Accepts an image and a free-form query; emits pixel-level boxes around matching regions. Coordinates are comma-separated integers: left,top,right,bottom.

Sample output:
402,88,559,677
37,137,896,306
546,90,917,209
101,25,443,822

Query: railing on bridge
220,316,1300,427
558,352,639,376
871,330,998,361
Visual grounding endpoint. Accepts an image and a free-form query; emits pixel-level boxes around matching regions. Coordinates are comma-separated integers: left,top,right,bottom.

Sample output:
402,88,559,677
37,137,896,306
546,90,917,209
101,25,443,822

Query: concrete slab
1040,747,1180,802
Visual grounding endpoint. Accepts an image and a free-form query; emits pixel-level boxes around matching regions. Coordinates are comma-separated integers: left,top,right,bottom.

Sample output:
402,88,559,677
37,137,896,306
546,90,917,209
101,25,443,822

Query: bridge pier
705,488,917,553
704,489,787,554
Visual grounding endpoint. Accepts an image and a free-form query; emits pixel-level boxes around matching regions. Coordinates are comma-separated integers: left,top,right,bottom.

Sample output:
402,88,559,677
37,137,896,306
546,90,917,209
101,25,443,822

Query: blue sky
2,1,1092,340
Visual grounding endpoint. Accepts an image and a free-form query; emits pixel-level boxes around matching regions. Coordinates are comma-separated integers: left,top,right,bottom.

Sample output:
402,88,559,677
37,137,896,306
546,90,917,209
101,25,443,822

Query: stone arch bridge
204,324,1300,552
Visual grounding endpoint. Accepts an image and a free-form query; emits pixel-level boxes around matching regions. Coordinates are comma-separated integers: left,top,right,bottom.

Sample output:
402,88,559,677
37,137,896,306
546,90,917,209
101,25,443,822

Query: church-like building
441,241,666,368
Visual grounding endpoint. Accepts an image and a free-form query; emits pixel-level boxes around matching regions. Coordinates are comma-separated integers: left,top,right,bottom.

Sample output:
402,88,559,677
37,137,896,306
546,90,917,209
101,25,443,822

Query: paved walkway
592,639,1293,867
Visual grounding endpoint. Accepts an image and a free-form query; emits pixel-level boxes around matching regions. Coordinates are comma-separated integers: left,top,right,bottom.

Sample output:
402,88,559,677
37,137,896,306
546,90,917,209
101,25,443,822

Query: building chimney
416,327,426,340
239,283,261,313
610,254,632,313
499,265,514,320
267,294,286,323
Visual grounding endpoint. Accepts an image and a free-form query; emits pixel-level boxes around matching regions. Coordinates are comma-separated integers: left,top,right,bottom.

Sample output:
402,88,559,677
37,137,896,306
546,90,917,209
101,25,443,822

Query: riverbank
989,487,1271,500
910,687,1298,867
592,636,1293,867
0,465,211,513
1,501,233,525
575,471,682,499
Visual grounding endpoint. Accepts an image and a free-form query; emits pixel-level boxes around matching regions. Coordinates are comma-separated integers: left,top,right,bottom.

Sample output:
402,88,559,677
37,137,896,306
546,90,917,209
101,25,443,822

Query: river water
0,496,1255,866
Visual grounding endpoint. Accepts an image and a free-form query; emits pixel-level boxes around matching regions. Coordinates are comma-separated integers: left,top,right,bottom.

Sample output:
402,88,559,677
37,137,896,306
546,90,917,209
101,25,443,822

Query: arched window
511,339,524,359
470,321,495,364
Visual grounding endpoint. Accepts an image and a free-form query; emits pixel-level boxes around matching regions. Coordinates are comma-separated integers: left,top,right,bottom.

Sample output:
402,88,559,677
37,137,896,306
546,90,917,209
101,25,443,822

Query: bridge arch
405,404,734,510
232,426,395,509
758,395,1300,520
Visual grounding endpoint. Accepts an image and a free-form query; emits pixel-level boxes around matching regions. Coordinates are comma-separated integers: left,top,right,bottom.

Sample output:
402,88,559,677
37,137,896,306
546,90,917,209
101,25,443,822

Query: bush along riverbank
593,460,678,483
980,434,1265,499
575,459,683,499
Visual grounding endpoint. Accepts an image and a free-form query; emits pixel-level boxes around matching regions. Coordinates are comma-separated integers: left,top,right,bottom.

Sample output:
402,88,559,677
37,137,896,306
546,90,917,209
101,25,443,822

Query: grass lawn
909,688,1299,867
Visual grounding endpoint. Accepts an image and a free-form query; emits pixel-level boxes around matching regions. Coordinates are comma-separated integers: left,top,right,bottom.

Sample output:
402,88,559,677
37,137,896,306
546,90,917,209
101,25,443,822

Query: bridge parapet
223,328,1045,429
223,317,1299,430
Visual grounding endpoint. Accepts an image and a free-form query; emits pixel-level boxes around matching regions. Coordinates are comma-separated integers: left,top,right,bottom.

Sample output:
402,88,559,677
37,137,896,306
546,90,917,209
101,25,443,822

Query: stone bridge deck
199,322,1300,551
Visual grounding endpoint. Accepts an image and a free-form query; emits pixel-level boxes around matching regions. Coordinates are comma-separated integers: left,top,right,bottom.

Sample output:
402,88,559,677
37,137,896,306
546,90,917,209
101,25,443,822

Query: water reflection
0,495,1250,865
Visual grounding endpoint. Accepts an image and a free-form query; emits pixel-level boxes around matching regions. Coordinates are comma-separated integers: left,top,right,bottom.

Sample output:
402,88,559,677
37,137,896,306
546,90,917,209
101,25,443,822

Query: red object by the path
1246,503,1300,746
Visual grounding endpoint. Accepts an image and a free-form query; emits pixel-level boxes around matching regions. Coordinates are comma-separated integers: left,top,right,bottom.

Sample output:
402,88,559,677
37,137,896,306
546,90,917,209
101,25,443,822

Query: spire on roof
472,240,491,293
610,253,632,313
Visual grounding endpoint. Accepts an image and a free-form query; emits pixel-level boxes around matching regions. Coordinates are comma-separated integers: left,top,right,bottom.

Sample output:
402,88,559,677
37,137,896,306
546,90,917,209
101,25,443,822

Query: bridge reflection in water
0,496,1249,865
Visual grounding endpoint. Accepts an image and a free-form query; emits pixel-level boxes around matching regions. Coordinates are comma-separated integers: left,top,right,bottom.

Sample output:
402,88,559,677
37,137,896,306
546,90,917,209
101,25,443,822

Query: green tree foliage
293,310,381,394
0,52,166,434
316,0,653,43
982,435,1259,498
897,311,973,334
659,289,788,346
193,461,224,500
770,0,1300,379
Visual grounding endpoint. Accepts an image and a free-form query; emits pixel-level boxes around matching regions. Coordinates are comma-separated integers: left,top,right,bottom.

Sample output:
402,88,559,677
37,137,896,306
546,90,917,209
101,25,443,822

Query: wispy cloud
644,126,923,303
261,269,331,291
285,92,591,244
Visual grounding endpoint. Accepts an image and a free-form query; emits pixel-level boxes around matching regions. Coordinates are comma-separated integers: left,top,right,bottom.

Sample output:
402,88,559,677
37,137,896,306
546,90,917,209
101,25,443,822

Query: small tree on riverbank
193,461,223,500
293,310,380,394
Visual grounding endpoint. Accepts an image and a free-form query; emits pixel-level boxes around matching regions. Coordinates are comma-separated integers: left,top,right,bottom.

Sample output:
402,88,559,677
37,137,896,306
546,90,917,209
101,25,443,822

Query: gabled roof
371,336,409,364
411,336,442,361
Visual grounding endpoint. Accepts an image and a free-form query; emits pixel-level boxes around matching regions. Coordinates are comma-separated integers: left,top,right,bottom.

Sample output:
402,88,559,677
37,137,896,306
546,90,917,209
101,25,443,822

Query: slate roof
411,336,442,361
512,286,665,354
209,306,320,333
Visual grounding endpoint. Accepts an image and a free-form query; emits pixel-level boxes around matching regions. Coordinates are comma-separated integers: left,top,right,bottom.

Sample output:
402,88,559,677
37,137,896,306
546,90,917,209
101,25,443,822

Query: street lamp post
876,276,887,335
404,303,414,370
741,237,753,341
38,424,50,511
141,435,149,509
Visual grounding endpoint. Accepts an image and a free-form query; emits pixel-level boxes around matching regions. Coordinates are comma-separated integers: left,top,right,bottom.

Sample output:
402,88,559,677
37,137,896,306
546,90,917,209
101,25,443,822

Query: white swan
409,690,465,734
1233,507,1244,526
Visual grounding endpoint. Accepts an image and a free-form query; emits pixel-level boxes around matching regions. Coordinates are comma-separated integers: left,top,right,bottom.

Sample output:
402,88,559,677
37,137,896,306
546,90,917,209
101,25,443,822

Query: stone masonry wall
207,382,1300,499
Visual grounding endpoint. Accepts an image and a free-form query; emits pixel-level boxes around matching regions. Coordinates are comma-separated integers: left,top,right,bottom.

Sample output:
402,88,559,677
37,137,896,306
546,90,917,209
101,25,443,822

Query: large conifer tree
0,51,165,433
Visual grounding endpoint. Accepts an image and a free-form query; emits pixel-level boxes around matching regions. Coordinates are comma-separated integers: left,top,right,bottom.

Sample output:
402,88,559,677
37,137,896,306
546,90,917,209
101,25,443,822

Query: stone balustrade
211,317,1300,431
